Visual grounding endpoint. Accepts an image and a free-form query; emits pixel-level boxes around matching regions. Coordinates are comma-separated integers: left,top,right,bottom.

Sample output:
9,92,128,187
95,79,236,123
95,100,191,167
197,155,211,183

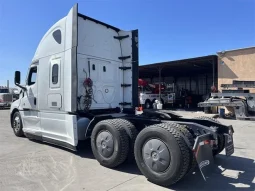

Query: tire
117,119,138,162
193,116,225,156
171,123,197,175
134,123,191,186
91,119,129,168
193,116,220,124
144,100,152,109
211,132,225,156
11,111,24,137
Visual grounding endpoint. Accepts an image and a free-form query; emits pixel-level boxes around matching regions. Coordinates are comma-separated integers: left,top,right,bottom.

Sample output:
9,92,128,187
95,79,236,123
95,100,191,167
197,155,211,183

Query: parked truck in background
138,79,175,109
0,86,13,108
10,4,235,186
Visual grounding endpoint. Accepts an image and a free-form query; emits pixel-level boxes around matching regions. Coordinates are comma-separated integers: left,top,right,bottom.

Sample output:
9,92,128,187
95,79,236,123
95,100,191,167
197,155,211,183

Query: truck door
39,4,78,148
20,64,41,136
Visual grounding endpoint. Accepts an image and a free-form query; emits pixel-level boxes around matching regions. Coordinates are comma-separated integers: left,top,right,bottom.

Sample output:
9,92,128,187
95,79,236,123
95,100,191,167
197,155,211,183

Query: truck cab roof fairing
32,17,66,62
32,4,78,63
31,4,78,113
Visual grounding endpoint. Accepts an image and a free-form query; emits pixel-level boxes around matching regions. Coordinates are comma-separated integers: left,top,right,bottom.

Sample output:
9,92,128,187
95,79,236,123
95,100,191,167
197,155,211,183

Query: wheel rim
145,102,150,109
142,139,170,173
96,131,114,158
13,116,20,132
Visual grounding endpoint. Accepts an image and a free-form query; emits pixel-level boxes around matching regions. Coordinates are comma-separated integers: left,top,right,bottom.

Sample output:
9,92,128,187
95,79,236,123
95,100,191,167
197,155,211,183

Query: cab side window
27,67,37,86
50,59,61,88
52,64,59,84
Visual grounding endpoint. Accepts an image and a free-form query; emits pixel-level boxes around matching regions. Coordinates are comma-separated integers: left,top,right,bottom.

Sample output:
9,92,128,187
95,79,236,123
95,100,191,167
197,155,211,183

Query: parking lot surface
0,109,255,191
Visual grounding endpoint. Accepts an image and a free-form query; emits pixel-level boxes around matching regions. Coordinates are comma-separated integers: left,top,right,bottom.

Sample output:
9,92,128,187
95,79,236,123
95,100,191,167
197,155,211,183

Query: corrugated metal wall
164,77,175,84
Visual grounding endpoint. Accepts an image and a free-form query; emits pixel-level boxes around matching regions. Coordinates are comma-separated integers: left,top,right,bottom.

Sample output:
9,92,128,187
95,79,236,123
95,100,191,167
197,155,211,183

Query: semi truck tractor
10,4,234,186
0,86,12,108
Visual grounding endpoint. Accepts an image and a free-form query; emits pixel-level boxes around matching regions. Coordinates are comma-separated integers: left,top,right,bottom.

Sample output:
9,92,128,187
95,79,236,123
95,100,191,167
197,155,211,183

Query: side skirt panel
24,132,77,151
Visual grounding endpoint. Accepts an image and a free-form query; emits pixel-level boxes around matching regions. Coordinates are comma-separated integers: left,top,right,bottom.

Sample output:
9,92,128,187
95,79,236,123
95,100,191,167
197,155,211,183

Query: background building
139,46,255,109
217,46,255,93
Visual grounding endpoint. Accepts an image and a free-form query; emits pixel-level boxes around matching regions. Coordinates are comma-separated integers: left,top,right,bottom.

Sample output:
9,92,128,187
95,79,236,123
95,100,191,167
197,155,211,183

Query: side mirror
14,71,26,91
15,71,21,84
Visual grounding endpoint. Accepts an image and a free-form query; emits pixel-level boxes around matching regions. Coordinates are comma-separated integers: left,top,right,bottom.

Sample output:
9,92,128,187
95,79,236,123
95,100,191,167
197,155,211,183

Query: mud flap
193,133,215,180
224,125,234,156
224,134,234,156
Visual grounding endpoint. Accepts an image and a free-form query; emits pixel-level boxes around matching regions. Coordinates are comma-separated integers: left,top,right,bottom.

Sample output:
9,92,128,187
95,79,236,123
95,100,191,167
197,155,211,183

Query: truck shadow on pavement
76,140,142,174
77,140,255,190
75,140,95,159
34,140,255,190
171,155,255,191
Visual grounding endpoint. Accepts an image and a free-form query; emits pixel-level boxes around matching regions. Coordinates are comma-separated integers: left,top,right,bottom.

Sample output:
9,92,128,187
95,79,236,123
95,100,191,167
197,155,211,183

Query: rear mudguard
193,125,234,180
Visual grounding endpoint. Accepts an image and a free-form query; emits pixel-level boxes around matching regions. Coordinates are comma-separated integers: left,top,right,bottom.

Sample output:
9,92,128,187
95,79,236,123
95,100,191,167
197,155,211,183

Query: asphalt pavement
0,109,254,191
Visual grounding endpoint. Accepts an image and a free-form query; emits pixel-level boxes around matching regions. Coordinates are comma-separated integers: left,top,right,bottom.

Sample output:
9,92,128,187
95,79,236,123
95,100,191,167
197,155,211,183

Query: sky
0,0,254,86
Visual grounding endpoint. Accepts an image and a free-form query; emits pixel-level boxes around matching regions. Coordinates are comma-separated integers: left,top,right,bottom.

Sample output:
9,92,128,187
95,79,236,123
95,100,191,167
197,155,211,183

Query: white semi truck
10,4,234,186
0,86,12,108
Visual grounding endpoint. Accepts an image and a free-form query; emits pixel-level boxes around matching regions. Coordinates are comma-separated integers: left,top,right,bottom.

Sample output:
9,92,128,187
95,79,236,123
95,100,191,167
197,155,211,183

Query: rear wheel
172,123,197,175
212,133,225,155
115,119,138,162
193,116,225,155
194,116,220,124
91,119,129,168
134,123,191,186
11,111,24,137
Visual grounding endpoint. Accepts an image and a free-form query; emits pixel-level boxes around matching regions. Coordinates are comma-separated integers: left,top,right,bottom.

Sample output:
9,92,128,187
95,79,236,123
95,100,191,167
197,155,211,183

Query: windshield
0,89,9,93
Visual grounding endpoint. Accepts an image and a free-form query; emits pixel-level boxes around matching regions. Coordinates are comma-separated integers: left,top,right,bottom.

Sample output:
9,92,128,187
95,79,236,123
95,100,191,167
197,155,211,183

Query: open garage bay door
139,55,218,109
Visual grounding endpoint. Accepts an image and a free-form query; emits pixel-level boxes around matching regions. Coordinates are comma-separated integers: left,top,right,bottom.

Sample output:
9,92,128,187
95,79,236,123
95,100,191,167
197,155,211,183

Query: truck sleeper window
52,64,59,84
28,67,37,86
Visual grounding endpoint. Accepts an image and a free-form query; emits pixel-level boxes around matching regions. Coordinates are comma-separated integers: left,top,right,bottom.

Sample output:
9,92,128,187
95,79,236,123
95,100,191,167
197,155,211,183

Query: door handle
34,97,37,105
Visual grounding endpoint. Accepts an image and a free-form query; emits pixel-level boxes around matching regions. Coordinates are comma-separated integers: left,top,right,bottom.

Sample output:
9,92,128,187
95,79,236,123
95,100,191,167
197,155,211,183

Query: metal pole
159,67,162,102
212,60,215,86
189,76,191,92
205,74,208,94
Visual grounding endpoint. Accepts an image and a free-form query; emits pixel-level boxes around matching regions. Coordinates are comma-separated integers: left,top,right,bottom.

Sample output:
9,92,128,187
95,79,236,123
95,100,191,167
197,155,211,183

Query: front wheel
11,111,24,137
